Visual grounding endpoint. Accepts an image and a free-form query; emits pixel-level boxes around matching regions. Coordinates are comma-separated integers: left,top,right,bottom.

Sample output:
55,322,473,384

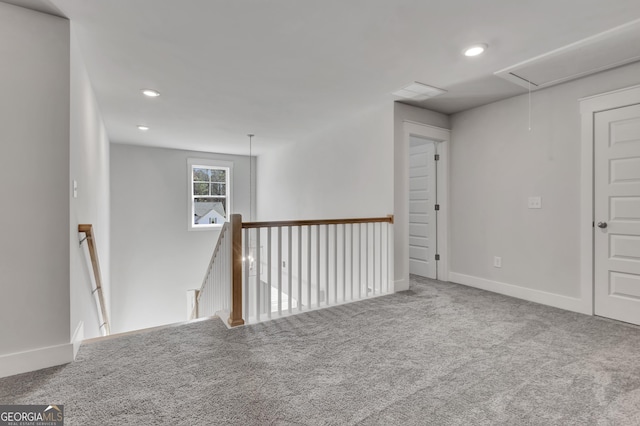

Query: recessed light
392,82,447,101
137,125,150,131
463,44,488,57
141,89,160,97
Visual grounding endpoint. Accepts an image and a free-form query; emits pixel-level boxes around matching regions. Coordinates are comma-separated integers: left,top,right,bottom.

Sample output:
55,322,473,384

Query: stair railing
196,214,394,327
234,214,394,325
194,219,240,324
78,224,111,336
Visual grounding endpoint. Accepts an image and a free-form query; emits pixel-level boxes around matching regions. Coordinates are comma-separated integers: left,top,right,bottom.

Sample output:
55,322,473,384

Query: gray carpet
3,276,640,425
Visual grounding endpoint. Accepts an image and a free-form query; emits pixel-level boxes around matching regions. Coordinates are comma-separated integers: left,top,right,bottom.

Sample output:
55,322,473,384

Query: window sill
188,224,225,232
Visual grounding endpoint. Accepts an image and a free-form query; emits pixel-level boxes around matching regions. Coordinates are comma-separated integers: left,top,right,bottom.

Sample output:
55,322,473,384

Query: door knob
597,222,608,229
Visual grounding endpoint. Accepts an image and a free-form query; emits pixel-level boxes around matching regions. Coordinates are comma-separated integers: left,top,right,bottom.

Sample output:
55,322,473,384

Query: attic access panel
495,19,640,90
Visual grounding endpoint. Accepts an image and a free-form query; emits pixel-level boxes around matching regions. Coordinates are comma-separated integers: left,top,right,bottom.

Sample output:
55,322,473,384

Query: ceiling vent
392,82,446,101
495,18,640,90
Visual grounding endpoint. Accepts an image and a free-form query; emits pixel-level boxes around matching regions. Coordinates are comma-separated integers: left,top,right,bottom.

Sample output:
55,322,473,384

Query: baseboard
71,321,84,359
216,310,232,329
83,316,216,344
449,272,591,315
0,343,74,378
394,278,409,292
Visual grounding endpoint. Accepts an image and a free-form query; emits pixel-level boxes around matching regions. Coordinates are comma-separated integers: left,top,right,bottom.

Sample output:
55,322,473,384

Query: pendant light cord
248,134,254,222
528,81,532,131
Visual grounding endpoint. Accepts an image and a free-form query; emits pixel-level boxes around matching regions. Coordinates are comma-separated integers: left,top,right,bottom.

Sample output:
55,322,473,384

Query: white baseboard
0,342,74,379
216,310,232,329
71,321,84,359
449,272,591,315
394,278,409,292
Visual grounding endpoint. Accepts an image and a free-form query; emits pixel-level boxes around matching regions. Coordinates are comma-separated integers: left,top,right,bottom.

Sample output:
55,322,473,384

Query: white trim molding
0,343,74,379
187,158,234,232
579,84,640,316
450,272,590,314
399,121,450,289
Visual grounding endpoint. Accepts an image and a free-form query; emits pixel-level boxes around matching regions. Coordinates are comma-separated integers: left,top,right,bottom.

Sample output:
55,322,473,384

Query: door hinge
435,254,440,261
592,221,595,228
434,154,440,161
435,204,440,211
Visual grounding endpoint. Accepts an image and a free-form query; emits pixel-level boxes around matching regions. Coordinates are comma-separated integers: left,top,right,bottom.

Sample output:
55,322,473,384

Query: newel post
228,214,245,327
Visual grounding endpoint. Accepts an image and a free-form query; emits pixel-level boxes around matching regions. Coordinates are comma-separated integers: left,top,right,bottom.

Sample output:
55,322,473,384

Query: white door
409,137,437,279
594,103,640,325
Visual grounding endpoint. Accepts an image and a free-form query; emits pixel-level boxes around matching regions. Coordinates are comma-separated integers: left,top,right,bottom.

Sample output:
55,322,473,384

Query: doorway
395,121,450,290
594,103,640,325
580,85,640,325
409,136,438,279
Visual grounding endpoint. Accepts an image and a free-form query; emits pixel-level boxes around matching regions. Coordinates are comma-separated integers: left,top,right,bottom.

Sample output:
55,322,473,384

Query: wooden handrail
242,215,394,229
228,214,245,327
78,224,111,335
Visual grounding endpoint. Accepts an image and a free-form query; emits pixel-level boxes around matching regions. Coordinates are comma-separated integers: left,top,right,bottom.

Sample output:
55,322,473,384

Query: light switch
528,196,541,209
73,180,78,198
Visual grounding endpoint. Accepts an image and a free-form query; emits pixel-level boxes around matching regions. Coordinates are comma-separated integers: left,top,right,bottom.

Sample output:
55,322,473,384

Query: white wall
257,102,395,221
0,4,71,377
257,102,449,295
69,24,111,343
449,61,640,312
110,144,254,333
254,102,398,310
393,103,450,290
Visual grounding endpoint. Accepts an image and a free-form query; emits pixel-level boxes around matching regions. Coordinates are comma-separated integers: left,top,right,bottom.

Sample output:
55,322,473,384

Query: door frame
408,138,437,279
400,121,450,288
579,84,640,315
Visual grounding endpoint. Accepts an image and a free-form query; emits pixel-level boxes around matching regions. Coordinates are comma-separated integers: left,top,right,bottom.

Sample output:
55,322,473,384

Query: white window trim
187,158,233,231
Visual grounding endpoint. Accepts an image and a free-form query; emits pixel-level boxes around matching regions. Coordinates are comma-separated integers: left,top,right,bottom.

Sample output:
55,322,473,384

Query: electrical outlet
494,256,502,268
528,196,542,209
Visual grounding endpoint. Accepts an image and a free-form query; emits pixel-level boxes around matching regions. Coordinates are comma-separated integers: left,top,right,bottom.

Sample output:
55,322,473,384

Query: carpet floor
3,276,640,425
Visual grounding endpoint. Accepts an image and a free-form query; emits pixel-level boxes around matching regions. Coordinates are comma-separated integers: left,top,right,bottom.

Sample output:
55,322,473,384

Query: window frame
187,158,233,231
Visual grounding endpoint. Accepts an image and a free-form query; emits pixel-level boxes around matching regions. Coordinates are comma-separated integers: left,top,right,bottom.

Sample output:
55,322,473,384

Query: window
188,158,232,230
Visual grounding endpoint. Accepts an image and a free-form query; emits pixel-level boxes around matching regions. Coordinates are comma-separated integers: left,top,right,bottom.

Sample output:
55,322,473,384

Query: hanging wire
528,81,532,131
248,134,254,221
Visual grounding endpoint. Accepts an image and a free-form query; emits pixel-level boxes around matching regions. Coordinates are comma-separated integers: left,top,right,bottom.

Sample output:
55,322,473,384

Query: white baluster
358,223,362,300
244,228,249,322
316,225,320,308
288,226,292,314
256,228,261,322
366,223,370,297
277,226,282,316
307,225,311,310
325,224,329,306
267,227,272,319
350,224,354,301
379,222,383,294
387,222,391,293
373,223,377,296
298,226,302,312
343,223,346,303
333,224,338,305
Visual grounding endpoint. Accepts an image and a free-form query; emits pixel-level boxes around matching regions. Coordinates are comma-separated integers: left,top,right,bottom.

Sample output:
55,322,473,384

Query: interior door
594,103,640,325
409,137,437,279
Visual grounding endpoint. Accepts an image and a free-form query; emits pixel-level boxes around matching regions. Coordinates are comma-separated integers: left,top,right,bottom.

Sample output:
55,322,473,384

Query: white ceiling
4,0,640,155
